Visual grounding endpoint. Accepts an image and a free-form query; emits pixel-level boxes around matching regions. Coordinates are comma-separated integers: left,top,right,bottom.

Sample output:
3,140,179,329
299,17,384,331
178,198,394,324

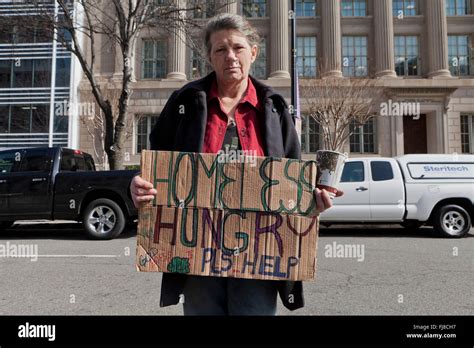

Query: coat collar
172,72,289,158
207,76,262,112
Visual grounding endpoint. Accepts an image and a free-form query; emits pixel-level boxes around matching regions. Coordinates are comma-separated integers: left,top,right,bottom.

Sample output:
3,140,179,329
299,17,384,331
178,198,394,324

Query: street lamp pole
290,0,297,123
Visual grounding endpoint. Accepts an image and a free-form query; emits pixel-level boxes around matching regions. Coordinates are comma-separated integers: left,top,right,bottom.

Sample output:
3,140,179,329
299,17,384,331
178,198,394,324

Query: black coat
149,72,304,311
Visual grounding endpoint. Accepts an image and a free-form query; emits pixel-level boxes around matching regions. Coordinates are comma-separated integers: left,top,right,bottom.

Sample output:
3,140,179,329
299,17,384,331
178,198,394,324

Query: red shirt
202,77,265,156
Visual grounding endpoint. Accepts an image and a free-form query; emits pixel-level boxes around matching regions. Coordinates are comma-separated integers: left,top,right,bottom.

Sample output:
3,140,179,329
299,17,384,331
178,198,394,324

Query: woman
130,13,342,315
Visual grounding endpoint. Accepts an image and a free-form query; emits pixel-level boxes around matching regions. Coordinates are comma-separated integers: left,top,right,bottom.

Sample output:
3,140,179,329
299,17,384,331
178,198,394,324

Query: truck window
0,151,20,173
84,155,95,171
61,151,87,172
18,149,51,172
340,162,365,182
371,161,394,181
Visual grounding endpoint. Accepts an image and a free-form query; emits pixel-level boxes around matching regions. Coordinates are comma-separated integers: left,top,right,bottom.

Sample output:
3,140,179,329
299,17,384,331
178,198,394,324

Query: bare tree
79,88,136,170
11,0,229,169
301,77,385,152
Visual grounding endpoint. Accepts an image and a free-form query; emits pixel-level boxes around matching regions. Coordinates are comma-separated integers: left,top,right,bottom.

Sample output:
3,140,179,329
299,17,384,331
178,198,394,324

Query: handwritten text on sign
144,151,318,217
136,151,319,281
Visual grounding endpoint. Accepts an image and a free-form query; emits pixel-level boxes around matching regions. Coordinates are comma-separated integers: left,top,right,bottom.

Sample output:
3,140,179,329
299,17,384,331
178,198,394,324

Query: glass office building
0,0,77,149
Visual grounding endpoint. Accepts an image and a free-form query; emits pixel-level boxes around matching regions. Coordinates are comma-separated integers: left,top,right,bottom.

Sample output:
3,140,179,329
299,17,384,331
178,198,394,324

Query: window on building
55,58,71,87
144,0,168,12
190,48,212,79
31,105,49,133
14,22,36,44
394,36,420,76
33,59,52,88
0,60,11,88
342,36,368,77
446,0,469,15
189,0,217,18
350,119,376,153
392,0,418,17
461,114,474,153
8,105,49,134
341,0,367,16
10,106,31,133
54,110,68,133
34,27,52,43
301,115,321,153
145,0,167,5
141,40,167,79
296,0,317,16
0,22,12,43
250,38,266,79
0,106,8,133
242,0,266,18
448,35,472,76
4,23,53,45
136,115,158,153
12,59,33,88
2,59,55,88
58,27,73,46
296,36,317,78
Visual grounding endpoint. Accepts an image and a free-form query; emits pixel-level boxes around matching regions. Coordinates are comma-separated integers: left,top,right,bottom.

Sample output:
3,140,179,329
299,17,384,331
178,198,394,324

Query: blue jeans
182,275,278,316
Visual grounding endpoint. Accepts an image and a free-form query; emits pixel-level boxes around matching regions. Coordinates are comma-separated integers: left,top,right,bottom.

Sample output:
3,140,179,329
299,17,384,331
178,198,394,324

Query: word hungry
151,206,316,257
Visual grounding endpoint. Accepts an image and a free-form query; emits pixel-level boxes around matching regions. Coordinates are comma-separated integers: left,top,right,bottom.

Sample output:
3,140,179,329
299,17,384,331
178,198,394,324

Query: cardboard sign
143,151,318,216
136,150,320,281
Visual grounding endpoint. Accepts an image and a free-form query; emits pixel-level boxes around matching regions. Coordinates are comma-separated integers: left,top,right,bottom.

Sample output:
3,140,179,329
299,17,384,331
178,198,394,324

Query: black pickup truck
0,147,138,239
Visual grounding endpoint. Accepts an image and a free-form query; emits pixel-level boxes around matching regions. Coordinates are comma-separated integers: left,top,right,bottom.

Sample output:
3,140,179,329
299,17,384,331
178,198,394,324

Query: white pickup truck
319,154,474,238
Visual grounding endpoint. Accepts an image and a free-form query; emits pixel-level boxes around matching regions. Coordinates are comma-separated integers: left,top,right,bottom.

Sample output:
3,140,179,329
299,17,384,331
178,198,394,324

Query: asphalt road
0,221,472,315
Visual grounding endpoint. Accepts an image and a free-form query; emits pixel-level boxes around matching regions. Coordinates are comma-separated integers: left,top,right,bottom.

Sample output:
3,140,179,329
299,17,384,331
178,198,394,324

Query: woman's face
209,29,258,84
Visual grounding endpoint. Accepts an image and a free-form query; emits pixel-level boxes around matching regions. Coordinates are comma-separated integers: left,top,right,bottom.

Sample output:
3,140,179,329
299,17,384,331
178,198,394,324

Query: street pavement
0,221,472,315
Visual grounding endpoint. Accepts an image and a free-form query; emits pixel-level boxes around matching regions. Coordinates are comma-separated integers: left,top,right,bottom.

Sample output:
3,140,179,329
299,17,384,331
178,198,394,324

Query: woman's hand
313,188,344,213
130,175,157,208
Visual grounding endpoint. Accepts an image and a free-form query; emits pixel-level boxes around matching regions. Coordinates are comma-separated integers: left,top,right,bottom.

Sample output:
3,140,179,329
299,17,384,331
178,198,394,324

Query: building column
321,0,342,78
221,0,237,13
269,0,290,79
166,0,187,80
390,115,404,156
374,0,396,78
426,0,451,78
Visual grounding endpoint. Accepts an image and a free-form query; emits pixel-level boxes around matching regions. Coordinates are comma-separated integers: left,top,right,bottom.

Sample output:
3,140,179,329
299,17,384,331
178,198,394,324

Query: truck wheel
0,221,14,231
433,205,471,238
83,199,125,240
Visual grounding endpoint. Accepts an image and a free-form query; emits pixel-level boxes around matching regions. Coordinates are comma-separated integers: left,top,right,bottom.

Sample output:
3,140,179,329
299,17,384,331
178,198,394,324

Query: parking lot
0,221,472,315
